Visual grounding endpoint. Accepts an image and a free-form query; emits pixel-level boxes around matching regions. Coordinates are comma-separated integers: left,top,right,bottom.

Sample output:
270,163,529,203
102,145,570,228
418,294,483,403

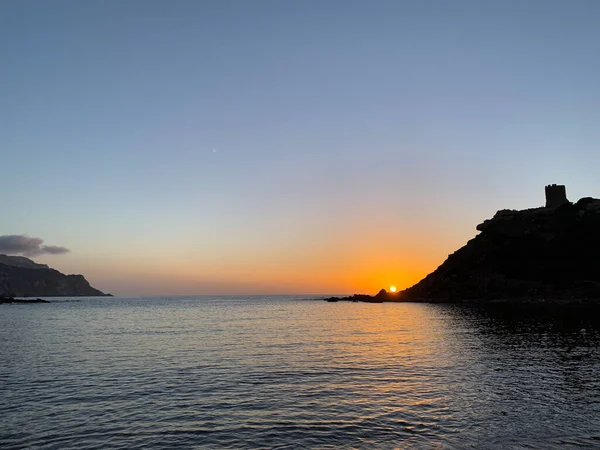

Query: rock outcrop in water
399,186,600,303
0,254,106,297
0,296,50,304
324,289,394,303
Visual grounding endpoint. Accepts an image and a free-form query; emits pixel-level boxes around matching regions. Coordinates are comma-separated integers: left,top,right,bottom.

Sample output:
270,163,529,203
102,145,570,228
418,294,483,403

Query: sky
1,0,600,295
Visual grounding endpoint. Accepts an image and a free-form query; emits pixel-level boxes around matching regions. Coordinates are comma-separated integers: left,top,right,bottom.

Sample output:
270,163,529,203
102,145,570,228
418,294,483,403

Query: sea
1,295,599,449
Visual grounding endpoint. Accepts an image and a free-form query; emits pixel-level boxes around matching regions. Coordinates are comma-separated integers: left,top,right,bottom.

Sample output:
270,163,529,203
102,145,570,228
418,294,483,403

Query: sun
389,286,397,293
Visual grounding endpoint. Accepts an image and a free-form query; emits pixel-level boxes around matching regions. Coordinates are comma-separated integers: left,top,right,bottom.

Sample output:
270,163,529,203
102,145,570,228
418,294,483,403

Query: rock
0,254,106,297
399,188,600,303
0,255,49,269
322,288,395,303
0,297,50,304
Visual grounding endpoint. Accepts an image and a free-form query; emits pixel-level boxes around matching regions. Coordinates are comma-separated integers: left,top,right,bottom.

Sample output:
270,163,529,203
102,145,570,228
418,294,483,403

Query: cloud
0,235,70,257
41,245,70,255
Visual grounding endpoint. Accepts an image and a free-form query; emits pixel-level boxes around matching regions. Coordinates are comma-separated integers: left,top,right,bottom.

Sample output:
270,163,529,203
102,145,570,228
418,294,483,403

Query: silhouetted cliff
399,194,600,303
0,254,106,297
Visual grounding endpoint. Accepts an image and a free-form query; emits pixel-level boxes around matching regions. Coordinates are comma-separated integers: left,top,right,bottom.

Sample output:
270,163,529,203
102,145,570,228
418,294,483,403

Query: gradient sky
2,0,600,295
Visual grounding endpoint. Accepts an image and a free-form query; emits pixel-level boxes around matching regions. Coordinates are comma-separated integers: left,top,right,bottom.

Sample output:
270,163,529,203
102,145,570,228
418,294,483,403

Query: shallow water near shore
1,296,599,449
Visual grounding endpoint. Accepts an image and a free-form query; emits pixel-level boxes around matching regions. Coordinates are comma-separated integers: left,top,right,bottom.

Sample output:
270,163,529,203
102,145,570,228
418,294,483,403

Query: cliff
399,193,600,303
0,254,49,269
0,254,106,297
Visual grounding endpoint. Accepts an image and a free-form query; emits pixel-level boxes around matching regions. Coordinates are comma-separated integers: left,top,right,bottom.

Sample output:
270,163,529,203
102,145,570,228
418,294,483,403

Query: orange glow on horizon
76,250,440,296
59,219,463,296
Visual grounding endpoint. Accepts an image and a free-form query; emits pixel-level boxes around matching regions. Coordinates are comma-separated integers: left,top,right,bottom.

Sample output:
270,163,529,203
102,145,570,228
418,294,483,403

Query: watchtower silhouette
545,184,568,208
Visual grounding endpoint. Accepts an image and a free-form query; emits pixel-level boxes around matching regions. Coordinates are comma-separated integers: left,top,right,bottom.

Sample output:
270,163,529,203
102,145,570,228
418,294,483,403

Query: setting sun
389,286,397,293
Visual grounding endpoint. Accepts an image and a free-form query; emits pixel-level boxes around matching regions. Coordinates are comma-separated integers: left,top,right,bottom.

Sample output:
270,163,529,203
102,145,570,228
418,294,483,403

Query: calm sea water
1,296,599,449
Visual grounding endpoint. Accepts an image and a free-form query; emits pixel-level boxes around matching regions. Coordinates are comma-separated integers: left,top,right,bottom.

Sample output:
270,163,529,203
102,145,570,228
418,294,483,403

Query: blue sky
2,0,599,294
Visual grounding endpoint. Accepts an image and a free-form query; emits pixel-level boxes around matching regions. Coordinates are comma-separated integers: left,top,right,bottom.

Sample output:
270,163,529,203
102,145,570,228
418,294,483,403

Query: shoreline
321,293,600,305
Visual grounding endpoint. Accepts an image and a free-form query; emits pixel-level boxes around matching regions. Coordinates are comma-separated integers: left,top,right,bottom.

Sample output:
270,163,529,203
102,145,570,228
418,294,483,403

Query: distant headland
325,185,600,304
0,254,107,298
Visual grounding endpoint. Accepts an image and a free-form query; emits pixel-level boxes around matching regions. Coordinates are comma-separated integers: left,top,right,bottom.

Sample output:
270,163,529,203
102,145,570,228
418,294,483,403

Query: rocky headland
0,254,107,297
326,185,600,304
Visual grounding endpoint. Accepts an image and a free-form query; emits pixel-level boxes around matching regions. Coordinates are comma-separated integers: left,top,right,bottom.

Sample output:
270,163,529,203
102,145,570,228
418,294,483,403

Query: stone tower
545,184,568,208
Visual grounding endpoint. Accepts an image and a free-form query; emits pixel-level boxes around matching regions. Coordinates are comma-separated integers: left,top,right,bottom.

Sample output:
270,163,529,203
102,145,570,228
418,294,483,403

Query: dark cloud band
0,235,69,257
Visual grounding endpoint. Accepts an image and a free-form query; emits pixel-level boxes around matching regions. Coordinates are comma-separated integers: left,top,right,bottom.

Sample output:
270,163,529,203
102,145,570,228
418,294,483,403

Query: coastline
0,296,50,304
322,293,600,305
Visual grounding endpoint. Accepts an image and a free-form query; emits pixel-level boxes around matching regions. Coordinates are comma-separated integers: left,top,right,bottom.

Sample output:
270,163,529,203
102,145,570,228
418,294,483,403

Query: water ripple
1,298,599,448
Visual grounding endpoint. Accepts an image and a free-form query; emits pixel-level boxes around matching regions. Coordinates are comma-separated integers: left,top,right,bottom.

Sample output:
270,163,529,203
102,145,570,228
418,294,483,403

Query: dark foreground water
1,296,599,449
